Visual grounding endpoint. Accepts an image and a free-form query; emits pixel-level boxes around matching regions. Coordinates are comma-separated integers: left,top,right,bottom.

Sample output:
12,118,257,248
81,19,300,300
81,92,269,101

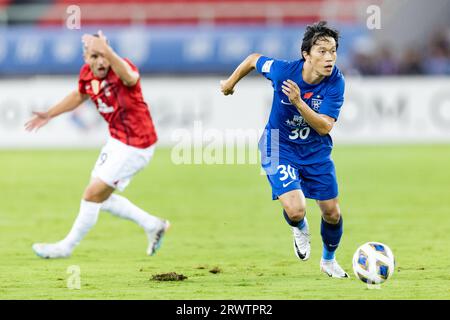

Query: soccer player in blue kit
221,21,348,278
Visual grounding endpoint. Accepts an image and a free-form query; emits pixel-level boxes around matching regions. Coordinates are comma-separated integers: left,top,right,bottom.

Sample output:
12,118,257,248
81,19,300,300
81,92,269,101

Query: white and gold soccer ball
352,242,395,285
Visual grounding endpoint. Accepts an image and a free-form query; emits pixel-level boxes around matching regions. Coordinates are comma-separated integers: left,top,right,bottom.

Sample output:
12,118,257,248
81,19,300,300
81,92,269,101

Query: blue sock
321,216,343,261
322,244,335,260
283,210,305,229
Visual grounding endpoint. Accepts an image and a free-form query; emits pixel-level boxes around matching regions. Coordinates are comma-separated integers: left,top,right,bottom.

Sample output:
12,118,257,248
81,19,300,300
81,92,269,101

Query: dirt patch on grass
151,272,188,281
209,267,221,274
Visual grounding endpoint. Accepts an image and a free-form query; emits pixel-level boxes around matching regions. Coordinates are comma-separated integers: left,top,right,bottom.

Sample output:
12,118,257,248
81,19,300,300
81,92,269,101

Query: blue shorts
263,158,338,201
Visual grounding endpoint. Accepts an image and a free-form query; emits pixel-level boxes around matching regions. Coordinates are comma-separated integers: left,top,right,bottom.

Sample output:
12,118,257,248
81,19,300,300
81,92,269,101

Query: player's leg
32,178,114,259
317,197,342,260
278,189,306,226
299,159,349,278
101,194,169,255
259,137,310,261
278,189,311,261
93,139,169,255
317,197,348,278
59,178,114,249
264,159,311,261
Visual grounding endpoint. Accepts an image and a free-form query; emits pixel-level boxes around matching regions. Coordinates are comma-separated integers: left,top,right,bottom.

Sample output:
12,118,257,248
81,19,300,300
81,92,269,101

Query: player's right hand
220,80,235,96
24,111,51,132
82,30,109,55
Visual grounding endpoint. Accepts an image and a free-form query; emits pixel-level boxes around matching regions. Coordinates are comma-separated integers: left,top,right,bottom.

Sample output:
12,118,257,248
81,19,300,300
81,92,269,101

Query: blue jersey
256,56,345,165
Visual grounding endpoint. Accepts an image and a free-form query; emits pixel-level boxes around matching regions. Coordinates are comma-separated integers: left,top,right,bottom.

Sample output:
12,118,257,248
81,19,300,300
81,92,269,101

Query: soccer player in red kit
25,31,170,259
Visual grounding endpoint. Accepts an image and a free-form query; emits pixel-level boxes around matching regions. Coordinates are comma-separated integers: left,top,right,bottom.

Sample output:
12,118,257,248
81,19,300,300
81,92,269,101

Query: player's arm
102,46,139,87
25,90,89,132
220,53,262,95
282,80,335,136
82,31,139,87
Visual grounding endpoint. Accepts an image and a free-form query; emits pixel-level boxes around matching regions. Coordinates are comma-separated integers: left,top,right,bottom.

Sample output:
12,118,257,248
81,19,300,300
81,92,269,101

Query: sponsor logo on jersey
285,115,307,127
97,97,114,113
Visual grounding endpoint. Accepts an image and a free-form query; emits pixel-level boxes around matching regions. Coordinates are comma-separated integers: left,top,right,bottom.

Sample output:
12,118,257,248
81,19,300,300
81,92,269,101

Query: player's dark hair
301,21,339,59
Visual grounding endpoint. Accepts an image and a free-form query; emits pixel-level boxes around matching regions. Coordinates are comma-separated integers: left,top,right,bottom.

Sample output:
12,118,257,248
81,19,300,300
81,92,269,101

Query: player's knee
322,207,341,224
284,203,306,222
83,187,105,203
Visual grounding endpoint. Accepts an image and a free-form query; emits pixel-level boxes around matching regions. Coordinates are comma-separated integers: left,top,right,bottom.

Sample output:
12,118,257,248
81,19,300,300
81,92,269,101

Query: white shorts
91,138,155,192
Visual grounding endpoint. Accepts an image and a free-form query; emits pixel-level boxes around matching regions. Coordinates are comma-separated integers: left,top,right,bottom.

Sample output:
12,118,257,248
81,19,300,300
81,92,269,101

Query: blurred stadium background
1,0,450,148
1,0,450,299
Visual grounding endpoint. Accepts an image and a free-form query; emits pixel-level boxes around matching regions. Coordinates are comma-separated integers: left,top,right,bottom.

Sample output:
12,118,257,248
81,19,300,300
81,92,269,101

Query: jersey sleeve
122,58,140,86
78,78,87,94
320,76,345,121
256,56,289,88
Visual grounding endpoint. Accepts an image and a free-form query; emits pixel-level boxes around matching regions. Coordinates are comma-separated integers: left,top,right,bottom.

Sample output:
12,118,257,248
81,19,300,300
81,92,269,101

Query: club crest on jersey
91,80,100,95
311,95,323,111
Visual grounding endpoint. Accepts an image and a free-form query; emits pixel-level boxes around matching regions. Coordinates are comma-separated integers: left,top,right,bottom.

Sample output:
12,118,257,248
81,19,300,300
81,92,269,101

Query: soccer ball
352,242,395,285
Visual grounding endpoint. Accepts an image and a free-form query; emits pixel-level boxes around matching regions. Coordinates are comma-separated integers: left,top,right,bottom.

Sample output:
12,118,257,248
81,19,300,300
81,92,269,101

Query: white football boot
32,242,72,259
146,219,170,256
320,258,349,278
292,217,311,261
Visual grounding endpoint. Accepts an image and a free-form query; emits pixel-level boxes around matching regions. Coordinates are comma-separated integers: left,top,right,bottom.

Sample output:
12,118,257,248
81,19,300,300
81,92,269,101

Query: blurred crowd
345,28,450,76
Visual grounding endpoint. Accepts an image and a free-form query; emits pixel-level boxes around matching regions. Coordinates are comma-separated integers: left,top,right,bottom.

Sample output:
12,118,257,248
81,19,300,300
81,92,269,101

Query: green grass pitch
0,145,449,299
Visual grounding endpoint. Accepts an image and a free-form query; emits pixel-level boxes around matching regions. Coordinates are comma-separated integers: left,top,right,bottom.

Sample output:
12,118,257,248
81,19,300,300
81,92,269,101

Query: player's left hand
282,80,302,105
220,79,235,96
82,30,109,54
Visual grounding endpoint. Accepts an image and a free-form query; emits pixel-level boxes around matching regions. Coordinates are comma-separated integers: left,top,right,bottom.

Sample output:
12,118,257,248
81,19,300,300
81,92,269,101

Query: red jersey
78,59,157,149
